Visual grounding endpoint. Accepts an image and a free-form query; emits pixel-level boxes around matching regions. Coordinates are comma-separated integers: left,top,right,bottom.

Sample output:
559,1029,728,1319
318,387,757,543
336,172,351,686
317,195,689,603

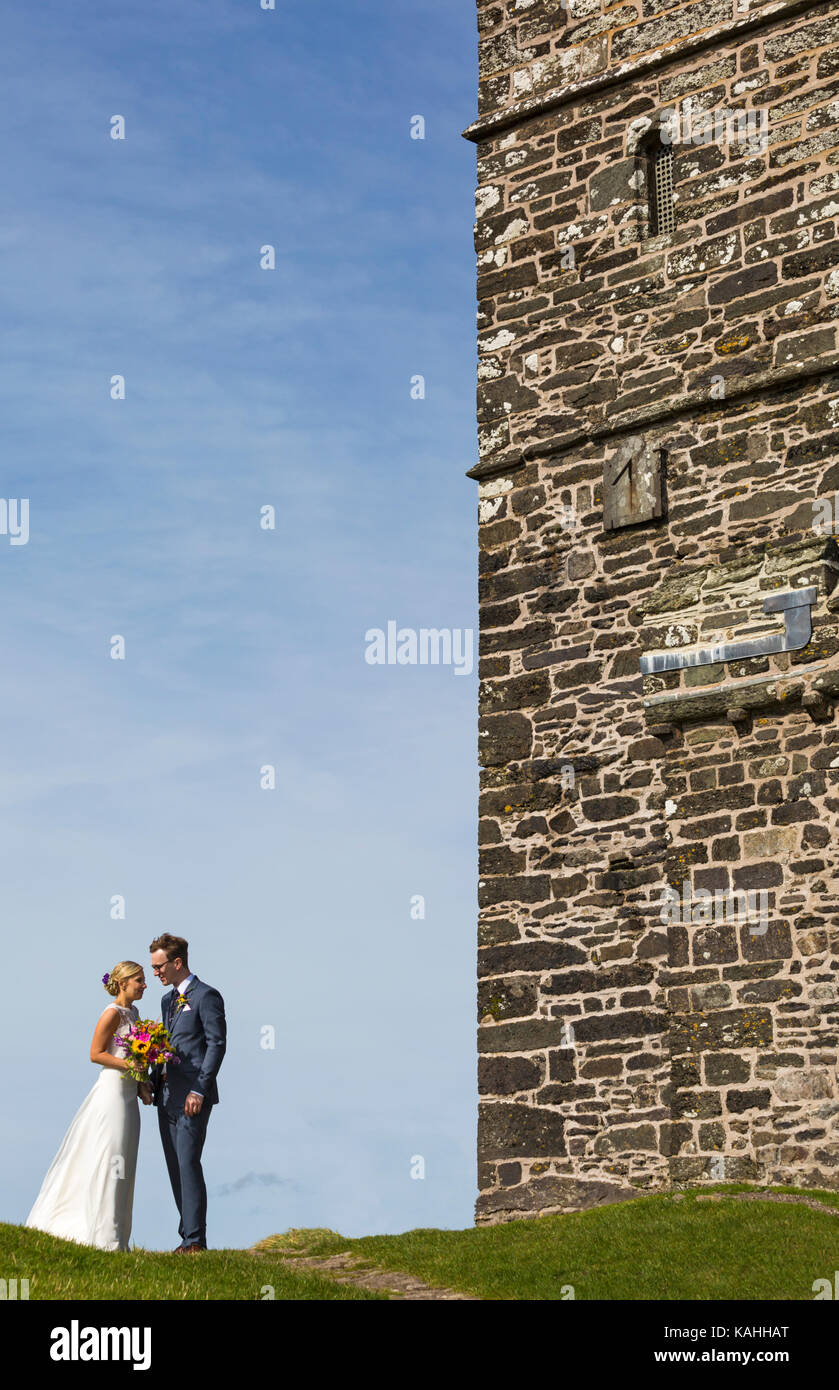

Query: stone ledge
462,0,823,145
466,357,839,482
475,1173,640,1222
642,661,839,725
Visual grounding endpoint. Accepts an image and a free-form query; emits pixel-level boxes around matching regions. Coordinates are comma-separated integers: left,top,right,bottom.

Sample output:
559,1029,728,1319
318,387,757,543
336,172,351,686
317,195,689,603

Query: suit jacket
152,976,226,1109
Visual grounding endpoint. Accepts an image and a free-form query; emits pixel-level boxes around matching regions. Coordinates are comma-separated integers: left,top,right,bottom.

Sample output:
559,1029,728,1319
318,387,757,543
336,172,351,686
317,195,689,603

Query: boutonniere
174,991,191,1015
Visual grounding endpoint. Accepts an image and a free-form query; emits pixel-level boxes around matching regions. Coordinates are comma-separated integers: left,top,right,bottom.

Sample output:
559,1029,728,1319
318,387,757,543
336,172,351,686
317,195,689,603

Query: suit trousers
158,1099,214,1246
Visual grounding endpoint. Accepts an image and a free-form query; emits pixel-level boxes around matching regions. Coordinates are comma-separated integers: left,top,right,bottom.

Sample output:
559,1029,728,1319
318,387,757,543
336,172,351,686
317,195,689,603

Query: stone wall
476,0,816,120
468,0,839,1223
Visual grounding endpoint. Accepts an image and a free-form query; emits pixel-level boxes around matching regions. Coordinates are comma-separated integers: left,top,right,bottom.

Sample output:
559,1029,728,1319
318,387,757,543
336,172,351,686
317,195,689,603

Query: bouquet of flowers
114,1018,179,1084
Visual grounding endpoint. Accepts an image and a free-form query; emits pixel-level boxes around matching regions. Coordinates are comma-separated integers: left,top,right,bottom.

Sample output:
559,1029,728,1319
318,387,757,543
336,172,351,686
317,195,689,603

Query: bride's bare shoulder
96,1004,123,1025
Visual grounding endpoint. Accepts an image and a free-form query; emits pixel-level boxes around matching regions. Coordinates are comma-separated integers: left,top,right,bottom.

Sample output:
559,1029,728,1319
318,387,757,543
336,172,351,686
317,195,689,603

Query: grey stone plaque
603,437,664,531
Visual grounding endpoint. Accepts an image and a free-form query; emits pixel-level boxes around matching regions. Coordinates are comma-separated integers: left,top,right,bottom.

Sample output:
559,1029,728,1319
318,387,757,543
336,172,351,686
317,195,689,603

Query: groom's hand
184,1092,203,1117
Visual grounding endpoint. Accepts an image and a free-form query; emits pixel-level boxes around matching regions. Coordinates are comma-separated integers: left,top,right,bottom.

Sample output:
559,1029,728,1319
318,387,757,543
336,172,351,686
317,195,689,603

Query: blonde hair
104,961,143,997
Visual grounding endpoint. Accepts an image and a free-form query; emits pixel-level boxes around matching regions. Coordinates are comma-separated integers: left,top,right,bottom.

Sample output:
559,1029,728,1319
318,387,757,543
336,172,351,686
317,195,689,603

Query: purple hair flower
102,973,111,985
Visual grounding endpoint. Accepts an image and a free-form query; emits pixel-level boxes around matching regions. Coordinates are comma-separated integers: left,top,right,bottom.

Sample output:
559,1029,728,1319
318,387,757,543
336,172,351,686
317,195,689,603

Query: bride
26,961,153,1252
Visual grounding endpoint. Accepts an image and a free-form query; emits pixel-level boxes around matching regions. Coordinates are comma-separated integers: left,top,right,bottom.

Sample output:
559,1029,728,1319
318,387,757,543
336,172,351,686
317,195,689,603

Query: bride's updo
104,961,143,997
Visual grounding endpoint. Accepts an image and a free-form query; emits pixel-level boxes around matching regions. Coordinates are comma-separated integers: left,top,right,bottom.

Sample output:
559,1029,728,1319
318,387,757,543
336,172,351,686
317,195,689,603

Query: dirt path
250,1241,481,1300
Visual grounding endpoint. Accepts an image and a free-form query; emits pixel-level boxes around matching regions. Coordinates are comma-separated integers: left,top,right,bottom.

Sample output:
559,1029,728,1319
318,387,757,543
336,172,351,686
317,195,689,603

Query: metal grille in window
650,143,675,236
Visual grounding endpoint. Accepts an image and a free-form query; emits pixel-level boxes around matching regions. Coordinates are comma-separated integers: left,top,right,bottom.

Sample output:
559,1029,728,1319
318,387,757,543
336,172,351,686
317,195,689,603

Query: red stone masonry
466,0,839,1223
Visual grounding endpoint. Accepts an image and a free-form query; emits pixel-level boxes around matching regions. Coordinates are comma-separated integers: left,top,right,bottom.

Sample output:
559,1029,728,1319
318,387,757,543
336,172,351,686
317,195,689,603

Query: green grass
6,1184,839,1300
0,1224,386,1300
258,1184,839,1301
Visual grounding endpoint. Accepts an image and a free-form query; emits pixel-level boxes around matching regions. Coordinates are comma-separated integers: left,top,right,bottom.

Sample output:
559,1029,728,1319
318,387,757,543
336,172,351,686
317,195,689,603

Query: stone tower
466,0,839,1224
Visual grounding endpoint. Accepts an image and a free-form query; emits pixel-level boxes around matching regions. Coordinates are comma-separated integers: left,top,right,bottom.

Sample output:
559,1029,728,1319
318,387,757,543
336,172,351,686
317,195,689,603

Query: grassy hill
0,1221,384,1301
5,1184,839,1300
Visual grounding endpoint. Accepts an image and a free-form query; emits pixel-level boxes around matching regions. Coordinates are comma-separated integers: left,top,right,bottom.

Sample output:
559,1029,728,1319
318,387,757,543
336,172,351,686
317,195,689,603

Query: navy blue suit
153,976,226,1247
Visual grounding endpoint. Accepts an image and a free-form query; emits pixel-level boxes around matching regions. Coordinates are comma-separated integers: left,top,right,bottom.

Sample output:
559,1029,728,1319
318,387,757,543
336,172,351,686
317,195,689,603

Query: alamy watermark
50,1322,151,1369
660,99,768,152
660,882,768,935
813,1272,839,1299
812,494,839,533
0,1278,29,1299
0,499,29,545
365,623,473,676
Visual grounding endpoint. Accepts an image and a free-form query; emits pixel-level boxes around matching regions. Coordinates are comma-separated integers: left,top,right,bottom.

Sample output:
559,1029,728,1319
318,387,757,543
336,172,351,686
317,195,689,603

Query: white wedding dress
26,1003,141,1252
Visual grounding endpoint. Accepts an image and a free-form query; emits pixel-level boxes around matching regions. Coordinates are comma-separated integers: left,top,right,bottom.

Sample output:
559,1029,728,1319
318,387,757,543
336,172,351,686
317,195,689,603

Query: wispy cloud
212,1171,299,1198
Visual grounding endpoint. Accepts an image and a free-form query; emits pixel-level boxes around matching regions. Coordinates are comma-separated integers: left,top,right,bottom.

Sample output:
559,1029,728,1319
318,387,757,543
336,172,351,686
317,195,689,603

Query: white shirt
171,974,201,1099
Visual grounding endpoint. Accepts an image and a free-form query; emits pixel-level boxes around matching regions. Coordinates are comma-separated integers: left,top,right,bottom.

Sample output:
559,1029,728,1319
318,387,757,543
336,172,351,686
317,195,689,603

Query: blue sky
2,0,480,1250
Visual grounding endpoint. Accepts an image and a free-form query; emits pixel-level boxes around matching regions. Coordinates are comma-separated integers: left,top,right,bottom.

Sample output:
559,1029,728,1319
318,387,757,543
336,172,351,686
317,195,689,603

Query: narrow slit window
649,142,675,236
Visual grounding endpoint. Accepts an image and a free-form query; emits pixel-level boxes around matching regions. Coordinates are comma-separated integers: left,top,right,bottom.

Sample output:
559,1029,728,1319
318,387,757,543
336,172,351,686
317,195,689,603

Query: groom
148,934,227,1253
